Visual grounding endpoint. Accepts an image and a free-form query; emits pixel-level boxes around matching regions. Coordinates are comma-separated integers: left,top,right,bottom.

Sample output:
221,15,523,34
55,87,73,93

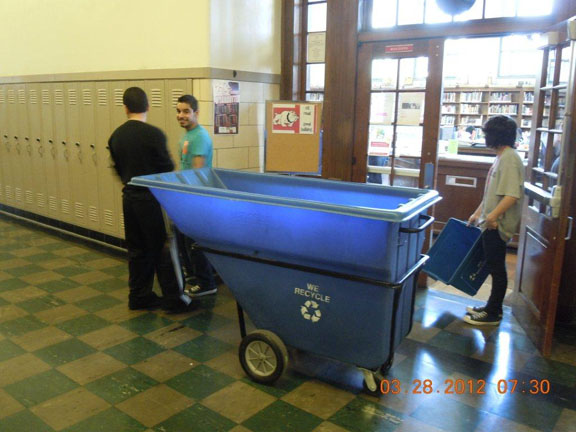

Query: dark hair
482,115,517,148
123,87,148,113
177,94,199,112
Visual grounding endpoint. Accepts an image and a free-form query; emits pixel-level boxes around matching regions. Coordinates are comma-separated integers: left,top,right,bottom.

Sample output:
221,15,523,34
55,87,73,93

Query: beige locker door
53,83,73,223
0,86,8,204
95,83,121,237
165,79,193,163
74,83,101,231
3,86,17,205
110,82,129,238
27,83,48,216
41,84,61,219
15,84,30,210
143,80,166,133
65,82,89,228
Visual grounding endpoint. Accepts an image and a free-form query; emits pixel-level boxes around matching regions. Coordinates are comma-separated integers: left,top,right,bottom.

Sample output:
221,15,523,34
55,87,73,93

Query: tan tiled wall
193,79,279,172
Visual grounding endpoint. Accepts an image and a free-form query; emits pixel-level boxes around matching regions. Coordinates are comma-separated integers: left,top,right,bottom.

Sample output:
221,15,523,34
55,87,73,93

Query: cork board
264,101,323,174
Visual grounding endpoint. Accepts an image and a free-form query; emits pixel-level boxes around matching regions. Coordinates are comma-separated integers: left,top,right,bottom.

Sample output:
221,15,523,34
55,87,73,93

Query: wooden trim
359,16,557,43
0,67,281,85
321,0,360,180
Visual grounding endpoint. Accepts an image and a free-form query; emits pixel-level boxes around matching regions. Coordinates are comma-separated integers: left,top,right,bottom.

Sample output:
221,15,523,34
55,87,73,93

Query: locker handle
3,135,7,138
14,136,18,140
25,137,29,141
75,142,80,147
36,138,41,142
61,141,66,145
48,139,53,144
90,144,95,149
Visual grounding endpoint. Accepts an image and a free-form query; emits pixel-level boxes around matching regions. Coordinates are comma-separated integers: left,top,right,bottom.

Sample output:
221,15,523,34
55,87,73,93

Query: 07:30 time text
380,379,551,395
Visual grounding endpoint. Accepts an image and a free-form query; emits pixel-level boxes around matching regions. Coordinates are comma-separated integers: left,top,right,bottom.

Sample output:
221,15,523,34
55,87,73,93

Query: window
304,0,327,101
372,0,554,28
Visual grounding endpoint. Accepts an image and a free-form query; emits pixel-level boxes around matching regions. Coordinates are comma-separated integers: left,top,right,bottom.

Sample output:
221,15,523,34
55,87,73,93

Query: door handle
566,216,573,241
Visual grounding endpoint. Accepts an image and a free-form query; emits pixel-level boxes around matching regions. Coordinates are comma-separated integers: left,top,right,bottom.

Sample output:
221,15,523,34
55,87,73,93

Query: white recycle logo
300,300,322,323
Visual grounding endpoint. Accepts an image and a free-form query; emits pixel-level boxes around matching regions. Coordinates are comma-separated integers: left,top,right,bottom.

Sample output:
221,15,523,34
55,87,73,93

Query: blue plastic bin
423,218,489,296
130,168,439,390
130,168,440,282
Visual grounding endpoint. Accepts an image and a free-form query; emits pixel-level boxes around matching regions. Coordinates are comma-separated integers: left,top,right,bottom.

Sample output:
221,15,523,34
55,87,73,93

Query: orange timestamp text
380,379,551,395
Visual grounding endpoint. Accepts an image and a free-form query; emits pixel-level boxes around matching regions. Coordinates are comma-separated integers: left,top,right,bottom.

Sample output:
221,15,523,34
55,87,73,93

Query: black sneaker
184,284,218,298
466,306,503,319
163,299,197,314
463,311,501,326
129,293,162,310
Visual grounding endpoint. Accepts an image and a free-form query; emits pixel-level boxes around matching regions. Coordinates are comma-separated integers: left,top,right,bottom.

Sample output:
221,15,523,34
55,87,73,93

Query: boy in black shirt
108,87,193,313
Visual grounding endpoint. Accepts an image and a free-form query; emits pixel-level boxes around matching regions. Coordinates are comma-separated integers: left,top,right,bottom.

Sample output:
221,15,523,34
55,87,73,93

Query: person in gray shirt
465,115,524,326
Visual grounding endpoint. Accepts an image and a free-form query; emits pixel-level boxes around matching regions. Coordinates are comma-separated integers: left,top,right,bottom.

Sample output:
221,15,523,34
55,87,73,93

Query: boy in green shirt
175,94,217,297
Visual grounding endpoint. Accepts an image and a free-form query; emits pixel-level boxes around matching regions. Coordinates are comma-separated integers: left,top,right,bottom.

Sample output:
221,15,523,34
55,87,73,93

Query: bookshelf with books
440,87,535,131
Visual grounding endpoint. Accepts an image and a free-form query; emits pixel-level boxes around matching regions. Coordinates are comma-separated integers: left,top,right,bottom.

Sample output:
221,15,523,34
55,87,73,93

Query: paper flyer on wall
271,103,316,134
213,80,239,134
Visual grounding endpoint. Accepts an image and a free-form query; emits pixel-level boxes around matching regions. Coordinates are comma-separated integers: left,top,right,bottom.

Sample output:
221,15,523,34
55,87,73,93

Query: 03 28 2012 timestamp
379,379,551,395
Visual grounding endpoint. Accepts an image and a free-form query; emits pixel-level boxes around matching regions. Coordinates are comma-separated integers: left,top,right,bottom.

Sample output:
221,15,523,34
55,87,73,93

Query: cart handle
399,214,434,234
397,254,429,285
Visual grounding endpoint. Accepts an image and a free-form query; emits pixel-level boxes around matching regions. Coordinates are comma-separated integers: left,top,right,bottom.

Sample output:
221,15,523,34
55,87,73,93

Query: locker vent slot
18,89,26,104
49,196,58,212
75,202,85,219
29,89,38,104
36,193,46,208
54,89,64,105
114,89,124,106
0,183,2,197
83,89,92,105
42,90,50,104
150,88,163,107
0,90,5,104
8,90,15,104
25,190,33,204
120,213,125,231
104,209,114,226
68,89,77,105
98,89,107,106
61,199,70,214
171,89,184,107
5,186,12,200
89,206,99,223
15,187,22,202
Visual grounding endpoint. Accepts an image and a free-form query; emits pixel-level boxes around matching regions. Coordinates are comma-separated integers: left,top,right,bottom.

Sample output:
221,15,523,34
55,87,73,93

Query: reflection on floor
0,216,575,432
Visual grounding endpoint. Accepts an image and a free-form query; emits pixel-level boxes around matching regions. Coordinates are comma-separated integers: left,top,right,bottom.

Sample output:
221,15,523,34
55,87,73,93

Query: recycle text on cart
294,283,331,303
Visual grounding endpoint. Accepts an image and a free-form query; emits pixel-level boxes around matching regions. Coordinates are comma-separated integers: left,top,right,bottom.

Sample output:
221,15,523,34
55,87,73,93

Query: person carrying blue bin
174,94,218,298
464,115,524,326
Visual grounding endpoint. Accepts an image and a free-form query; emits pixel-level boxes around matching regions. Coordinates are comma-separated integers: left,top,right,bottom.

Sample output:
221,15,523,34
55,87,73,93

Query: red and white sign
368,141,391,157
385,43,414,53
272,103,316,134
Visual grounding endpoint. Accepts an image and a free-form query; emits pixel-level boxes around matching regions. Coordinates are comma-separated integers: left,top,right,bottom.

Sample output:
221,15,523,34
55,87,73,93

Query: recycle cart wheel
239,330,289,384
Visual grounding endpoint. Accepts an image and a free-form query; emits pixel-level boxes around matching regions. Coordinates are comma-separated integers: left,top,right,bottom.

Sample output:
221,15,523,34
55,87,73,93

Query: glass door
353,39,443,188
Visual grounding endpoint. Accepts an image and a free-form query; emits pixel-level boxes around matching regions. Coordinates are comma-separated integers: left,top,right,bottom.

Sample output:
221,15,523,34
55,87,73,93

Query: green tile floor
1,216,575,431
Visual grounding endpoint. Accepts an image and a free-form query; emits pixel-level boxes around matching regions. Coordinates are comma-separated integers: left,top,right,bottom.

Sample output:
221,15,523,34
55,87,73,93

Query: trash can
423,218,489,296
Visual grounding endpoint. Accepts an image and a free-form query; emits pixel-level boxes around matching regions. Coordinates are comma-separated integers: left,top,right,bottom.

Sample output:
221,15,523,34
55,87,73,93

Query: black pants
122,188,180,301
482,229,508,315
174,228,216,290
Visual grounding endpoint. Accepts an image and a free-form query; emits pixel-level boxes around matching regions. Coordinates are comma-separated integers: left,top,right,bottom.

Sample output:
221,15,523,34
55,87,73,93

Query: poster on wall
213,80,239,134
271,103,316,134
397,92,425,125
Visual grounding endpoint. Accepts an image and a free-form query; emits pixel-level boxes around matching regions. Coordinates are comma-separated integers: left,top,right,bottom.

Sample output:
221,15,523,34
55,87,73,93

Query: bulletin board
264,101,323,174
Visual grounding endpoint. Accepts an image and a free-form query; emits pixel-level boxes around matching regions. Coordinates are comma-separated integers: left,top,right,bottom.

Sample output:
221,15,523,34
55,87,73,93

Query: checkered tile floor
1,216,575,432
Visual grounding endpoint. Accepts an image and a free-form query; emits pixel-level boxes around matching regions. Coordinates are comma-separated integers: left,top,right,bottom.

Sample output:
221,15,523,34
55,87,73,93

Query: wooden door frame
351,39,444,188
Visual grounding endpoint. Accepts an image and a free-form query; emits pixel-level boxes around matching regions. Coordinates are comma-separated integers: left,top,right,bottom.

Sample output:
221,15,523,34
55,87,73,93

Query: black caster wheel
239,330,288,384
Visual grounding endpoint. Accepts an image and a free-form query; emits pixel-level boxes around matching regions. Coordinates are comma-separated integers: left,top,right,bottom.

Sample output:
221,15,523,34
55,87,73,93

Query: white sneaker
184,284,218,298
463,311,501,326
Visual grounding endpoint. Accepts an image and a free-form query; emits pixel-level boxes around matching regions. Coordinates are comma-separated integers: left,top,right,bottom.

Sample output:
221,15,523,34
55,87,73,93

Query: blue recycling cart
130,168,440,392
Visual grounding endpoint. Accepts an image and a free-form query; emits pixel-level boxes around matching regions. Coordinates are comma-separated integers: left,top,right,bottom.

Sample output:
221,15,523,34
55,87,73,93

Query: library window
371,0,554,28
304,0,327,101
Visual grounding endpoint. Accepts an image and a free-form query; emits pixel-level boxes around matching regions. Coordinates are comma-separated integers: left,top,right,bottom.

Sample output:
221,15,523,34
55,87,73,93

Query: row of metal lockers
0,79,194,240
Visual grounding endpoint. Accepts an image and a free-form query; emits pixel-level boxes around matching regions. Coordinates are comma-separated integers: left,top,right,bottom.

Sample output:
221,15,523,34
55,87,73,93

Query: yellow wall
0,0,211,77
210,0,281,74
0,0,281,77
